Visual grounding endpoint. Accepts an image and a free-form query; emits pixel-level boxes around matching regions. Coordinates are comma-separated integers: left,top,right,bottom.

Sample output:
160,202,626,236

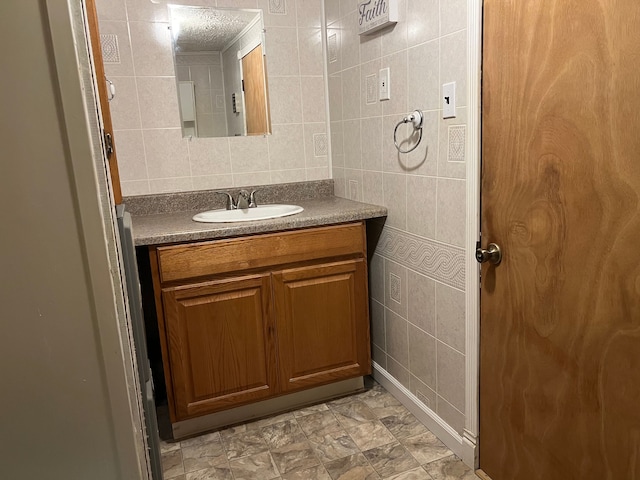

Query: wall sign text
358,0,398,35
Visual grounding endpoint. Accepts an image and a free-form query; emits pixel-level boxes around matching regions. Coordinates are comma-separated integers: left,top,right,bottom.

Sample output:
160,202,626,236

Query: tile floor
160,382,479,480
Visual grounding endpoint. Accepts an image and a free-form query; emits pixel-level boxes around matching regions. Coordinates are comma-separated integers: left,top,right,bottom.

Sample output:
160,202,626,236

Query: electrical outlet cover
379,67,391,101
443,82,456,118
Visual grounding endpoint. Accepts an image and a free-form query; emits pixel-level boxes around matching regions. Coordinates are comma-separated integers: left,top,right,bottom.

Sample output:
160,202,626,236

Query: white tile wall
326,0,469,435
96,0,329,195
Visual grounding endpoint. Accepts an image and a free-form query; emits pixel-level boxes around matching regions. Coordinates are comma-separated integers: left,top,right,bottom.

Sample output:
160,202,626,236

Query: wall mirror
168,5,271,138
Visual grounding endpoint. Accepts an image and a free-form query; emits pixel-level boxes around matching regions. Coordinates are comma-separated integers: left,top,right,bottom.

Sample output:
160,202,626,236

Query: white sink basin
192,204,304,223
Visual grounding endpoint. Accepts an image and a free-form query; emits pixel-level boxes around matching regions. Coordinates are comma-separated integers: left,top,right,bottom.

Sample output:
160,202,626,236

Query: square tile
222,430,269,460
407,40,440,112
308,429,360,463
370,299,385,350
410,375,437,412
109,77,141,130
346,420,396,451
385,308,409,368
185,465,232,480
436,342,465,411
436,178,466,247
401,431,452,465
162,449,184,479
380,410,430,440
387,467,433,479
229,451,280,480
408,325,437,390
182,439,227,473
100,21,134,76
385,259,408,318
387,356,412,389
270,440,320,475
436,396,465,436
436,283,466,353
423,455,478,479
282,463,332,479
296,410,342,437
298,28,323,76
363,442,420,478
359,391,405,419
406,175,437,240
128,21,174,77
407,270,436,335
325,453,381,480
382,172,407,230
440,30,468,107
261,419,306,449
330,400,378,429
154,384,468,480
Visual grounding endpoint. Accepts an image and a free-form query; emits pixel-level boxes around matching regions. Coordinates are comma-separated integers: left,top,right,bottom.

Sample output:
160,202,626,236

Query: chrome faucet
235,189,258,209
236,190,250,209
215,190,258,210
215,191,236,210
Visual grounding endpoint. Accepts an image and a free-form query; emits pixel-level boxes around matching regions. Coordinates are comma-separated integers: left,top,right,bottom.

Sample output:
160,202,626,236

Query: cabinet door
162,274,277,420
273,260,371,393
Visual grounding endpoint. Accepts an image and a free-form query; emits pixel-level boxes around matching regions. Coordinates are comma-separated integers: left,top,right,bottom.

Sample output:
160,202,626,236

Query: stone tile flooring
161,382,479,480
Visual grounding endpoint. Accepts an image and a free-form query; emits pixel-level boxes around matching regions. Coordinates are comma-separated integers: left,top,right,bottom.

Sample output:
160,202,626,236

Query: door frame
372,0,483,470
464,0,483,469
45,0,151,477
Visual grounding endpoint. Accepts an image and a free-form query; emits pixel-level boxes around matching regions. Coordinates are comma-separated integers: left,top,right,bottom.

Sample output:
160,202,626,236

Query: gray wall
327,0,469,434
0,1,140,478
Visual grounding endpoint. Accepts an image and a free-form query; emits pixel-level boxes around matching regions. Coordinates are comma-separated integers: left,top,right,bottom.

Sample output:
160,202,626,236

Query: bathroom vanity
127,182,386,438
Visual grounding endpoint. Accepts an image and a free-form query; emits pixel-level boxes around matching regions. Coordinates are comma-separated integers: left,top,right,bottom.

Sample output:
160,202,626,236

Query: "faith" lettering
358,0,388,26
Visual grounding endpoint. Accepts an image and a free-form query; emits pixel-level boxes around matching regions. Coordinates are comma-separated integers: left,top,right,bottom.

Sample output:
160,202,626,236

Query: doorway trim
46,1,150,477
464,0,483,469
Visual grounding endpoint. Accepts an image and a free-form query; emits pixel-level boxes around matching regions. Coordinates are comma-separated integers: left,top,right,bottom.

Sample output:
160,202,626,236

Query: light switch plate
443,81,456,118
379,67,390,101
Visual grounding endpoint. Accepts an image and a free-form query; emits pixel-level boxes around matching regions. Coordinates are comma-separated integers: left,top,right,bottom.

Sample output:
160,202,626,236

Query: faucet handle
215,191,236,210
249,189,258,208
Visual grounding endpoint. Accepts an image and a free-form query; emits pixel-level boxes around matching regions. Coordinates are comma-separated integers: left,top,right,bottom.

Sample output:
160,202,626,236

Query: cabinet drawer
156,222,366,283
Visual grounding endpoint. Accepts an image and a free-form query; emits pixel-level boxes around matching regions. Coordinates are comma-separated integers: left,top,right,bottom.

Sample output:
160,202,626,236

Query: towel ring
393,110,424,154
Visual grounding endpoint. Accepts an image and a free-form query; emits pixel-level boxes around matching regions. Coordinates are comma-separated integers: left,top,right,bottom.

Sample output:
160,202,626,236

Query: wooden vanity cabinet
161,273,278,420
150,222,371,422
273,259,370,393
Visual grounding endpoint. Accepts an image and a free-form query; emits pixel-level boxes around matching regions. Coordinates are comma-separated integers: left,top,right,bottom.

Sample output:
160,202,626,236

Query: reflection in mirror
168,5,271,138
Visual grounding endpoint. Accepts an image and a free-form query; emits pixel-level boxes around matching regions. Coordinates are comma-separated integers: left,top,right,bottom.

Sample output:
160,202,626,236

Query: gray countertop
130,196,387,246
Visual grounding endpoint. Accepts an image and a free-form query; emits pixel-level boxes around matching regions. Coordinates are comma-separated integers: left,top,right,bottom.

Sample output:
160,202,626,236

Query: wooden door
273,260,371,393
84,0,123,204
162,274,278,420
480,1,640,479
241,44,271,135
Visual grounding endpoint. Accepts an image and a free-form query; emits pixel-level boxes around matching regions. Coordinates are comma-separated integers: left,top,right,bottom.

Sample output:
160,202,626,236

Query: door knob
475,242,502,265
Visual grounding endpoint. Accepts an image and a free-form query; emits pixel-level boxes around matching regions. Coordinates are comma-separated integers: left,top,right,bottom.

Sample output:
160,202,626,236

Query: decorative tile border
313,133,328,156
376,226,465,290
100,33,120,64
448,125,466,163
268,0,287,15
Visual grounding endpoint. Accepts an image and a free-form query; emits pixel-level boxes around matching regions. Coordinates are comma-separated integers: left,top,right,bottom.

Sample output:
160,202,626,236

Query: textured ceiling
169,6,261,52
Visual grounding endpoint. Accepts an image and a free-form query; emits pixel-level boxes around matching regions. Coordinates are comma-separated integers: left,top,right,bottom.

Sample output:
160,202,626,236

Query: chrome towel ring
393,110,424,154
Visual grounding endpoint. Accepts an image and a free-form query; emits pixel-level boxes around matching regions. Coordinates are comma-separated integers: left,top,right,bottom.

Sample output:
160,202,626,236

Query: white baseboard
372,363,477,468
